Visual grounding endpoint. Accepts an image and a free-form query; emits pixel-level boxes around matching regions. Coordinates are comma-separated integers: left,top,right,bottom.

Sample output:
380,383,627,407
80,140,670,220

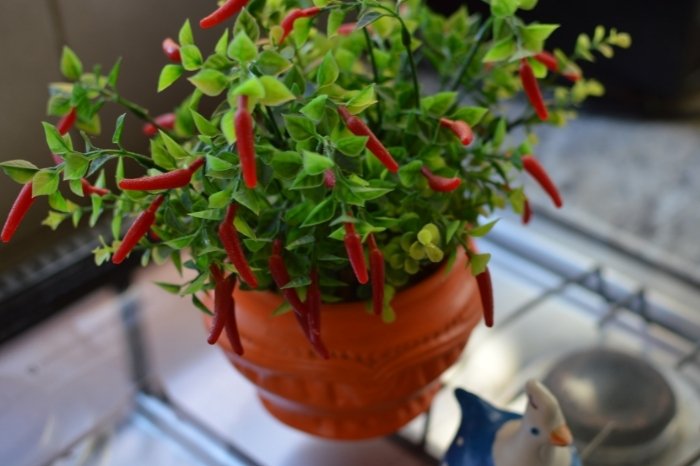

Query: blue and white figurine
443,380,581,466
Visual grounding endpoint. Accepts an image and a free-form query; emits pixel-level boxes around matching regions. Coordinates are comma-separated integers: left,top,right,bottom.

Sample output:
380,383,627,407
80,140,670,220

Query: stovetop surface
1,216,699,466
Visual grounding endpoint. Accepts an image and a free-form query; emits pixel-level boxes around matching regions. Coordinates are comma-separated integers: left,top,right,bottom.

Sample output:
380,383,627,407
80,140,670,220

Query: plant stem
102,90,164,131
264,106,286,147
450,17,493,91
401,23,421,109
363,28,384,125
89,149,158,170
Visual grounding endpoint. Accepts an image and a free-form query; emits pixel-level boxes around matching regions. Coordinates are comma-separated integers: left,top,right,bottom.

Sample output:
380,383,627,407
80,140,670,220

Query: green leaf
107,57,122,88
179,19,194,46
32,169,59,196
301,197,336,227
188,69,228,96
42,211,67,230
220,110,237,144
300,95,328,123
346,86,377,114
271,301,293,317
452,106,488,126
316,52,339,88
189,209,222,220
258,76,295,106
357,11,383,29
190,109,218,136
280,276,311,289
493,118,507,148
158,64,184,92
228,31,258,63
112,113,126,145
256,50,292,75
286,234,315,250
206,154,234,171
42,122,70,154
483,36,516,62
156,282,182,294
519,0,538,10
214,29,229,55
63,152,89,180
232,187,262,215
232,77,266,98
60,46,83,81
303,151,334,175
469,252,491,276
48,190,70,212
159,130,190,159
398,160,423,187
150,139,176,170
233,216,256,238
180,44,203,71
490,0,519,17
282,114,316,141
327,9,345,36
208,190,231,209
192,295,213,316
421,92,457,115
234,8,260,42
334,135,368,156
0,160,39,184
271,151,303,179
47,95,72,117
470,219,499,237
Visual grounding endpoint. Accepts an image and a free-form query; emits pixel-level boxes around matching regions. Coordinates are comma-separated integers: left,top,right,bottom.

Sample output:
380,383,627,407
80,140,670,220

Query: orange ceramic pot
208,251,483,440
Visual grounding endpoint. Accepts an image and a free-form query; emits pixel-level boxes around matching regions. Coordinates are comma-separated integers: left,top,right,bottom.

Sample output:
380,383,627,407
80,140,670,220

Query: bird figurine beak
549,424,573,446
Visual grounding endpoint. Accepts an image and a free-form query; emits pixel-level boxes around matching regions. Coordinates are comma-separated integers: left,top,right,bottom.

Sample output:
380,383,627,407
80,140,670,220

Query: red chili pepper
208,265,227,345
235,95,257,189
534,51,559,72
81,179,110,197
562,71,581,83
337,106,399,173
344,221,369,284
200,0,249,29
268,239,311,340
162,38,181,63
119,157,204,191
337,22,357,36
323,169,336,189
519,59,549,121
420,166,462,193
1,183,36,243
279,7,322,44
475,267,494,327
218,204,258,288
57,107,77,136
522,197,532,225
439,117,474,146
112,195,165,264
142,113,176,138
208,265,242,354
222,272,243,355
307,268,330,359
521,155,563,208
368,234,385,315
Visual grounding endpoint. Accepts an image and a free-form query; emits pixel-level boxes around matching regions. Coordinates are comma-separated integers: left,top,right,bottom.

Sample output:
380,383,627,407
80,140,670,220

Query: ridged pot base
208,252,483,440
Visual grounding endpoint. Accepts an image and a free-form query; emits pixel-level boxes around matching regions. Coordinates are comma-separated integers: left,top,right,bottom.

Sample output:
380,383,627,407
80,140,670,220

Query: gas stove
1,216,699,466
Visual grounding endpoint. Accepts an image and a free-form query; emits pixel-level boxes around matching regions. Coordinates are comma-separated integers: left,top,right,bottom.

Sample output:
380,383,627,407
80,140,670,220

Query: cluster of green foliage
0,0,629,318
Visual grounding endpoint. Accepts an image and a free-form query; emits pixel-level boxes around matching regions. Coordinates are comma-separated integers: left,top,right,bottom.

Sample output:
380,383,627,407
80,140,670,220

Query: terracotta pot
206,251,483,440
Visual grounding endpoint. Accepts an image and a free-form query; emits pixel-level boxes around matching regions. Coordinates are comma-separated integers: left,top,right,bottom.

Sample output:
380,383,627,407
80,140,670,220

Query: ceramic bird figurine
443,380,581,466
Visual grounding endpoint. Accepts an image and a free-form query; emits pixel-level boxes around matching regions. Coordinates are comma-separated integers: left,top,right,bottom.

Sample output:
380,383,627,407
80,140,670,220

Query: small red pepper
323,169,336,189
200,0,249,29
522,155,563,208
119,157,204,191
519,59,549,121
208,265,243,354
81,179,110,197
562,71,581,83
57,107,77,136
142,113,176,138
218,204,258,288
337,22,357,36
307,268,330,359
534,51,559,72
208,265,228,345
344,221,369,284
368,234,385,315
279,7,322,44
162,38,181,63
439,117,474,146
475,266,494,328
420,166,462,193
112,195,165,264
337,106,399,173
522,197,532,225
268,239,311,340
1,183,36,243
235,95,257,189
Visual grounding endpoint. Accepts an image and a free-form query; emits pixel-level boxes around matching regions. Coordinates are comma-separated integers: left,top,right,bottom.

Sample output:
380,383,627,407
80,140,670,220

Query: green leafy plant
0,0,629,356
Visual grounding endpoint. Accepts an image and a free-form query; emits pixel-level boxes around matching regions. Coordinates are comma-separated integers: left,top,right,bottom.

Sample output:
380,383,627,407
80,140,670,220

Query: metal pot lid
543,348,676,448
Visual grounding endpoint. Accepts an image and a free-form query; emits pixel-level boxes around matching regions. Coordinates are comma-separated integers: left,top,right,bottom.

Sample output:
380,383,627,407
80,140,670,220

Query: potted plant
0,0,627,440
